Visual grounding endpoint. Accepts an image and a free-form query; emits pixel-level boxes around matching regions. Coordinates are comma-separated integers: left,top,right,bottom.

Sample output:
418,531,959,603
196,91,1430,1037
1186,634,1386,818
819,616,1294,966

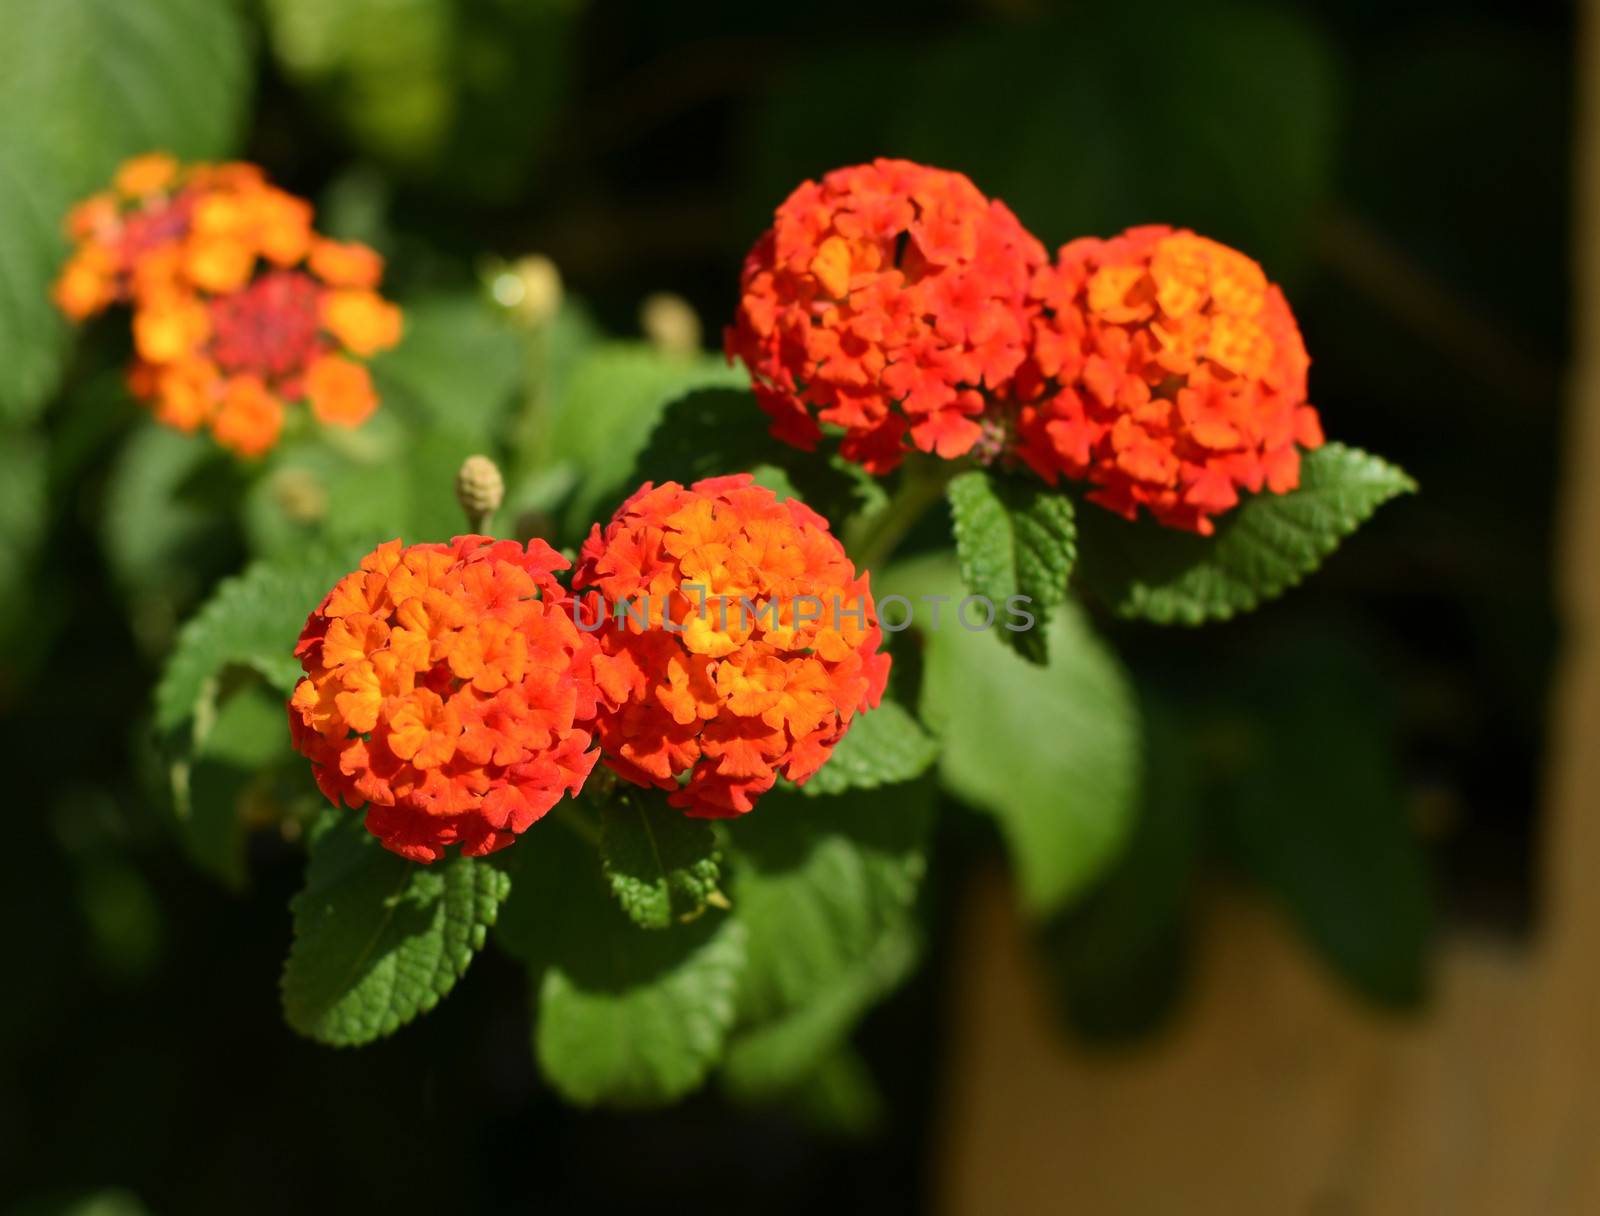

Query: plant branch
845,455,960,572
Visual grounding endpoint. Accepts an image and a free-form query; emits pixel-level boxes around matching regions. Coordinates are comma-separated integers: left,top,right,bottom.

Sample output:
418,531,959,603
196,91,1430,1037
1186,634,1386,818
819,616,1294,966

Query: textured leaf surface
720,783,930,1098
948,469,1076,663
497,824,747,1108
282,815,511,1045
631,388,876,529
0,0,249,421
801,698,937,797
884,555,1140,918
543,344,745,534
155,541,378,741
184,683,295,888
1075,444,1415,625
600,797,723,930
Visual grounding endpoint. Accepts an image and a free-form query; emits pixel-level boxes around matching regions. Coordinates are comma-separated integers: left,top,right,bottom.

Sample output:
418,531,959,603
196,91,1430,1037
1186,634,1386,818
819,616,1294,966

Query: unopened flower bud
456,454,505,531
488,254,563,329
270,467,328,523
640,291,702,355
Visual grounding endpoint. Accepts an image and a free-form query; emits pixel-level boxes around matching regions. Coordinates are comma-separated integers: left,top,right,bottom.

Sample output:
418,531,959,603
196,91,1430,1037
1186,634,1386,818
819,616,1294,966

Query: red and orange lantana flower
54,153,401,458
574,475,891,817
726,158,1046,473
288,537,602,863
1012,225,1324,534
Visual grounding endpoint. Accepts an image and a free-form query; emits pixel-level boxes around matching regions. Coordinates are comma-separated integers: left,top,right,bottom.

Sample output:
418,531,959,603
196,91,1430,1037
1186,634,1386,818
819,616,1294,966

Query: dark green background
1,0,1566,1210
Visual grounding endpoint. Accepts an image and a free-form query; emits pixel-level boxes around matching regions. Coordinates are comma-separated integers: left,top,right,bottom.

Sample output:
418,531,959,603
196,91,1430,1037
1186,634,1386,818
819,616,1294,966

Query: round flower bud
487,254,563,329
270,466,328,524
288,536,602,862
456,454,505,526
1012,225,1325,534
725,158,1046,474
573,474,891,816
640,291,703,355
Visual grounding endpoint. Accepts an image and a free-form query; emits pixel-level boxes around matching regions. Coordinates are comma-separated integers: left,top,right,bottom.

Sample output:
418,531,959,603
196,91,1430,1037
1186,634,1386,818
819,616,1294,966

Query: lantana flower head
288,536,602,863
726,158,1046,473
574,474,891,817
53,152,401,458
1012,225,1325,534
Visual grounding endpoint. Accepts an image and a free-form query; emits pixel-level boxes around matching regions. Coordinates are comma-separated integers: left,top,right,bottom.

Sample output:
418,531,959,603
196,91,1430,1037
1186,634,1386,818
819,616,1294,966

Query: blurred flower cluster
54,153,401,456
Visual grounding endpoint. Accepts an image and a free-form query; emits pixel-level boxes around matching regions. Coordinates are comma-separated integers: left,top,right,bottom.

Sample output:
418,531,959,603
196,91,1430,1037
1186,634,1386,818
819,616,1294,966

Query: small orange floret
114,153,179,198
573,474,891,817
321,289,403,356
310,239,385,288
306,354,377,427
211,376,284,458
288,536,603,863
1012,225,1324,534
725,158,1046,474
51,152,402,458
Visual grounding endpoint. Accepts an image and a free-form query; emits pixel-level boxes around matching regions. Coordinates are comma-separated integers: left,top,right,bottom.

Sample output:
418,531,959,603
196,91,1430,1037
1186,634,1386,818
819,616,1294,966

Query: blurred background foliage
0,0,1567,1211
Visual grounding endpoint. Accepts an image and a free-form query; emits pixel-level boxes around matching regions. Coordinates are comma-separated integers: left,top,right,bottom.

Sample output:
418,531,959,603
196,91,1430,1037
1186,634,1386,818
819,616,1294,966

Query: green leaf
282,814,510,1045
154,541,379,818
497,823,747,1108
540,343,746,535
631,387,876,529
600,795,723,930
184,682,294,888
264,0,453,163
883,554,1141,918
155,542,377,734
947,469,1076,664
1035,698,1201,1041
369,291,526,442
801,697,937,797
242,414,487,559
102,421,236,626
0,0,250,422
723,924,918,1102
1075,443,1416,626
1217,637,1431,1006
720,782,930,1099
264,0,579,201
781,1045,887,1139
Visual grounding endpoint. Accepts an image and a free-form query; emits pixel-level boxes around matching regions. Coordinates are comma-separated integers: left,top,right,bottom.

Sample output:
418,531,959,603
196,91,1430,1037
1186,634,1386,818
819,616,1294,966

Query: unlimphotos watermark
566,585,1036,634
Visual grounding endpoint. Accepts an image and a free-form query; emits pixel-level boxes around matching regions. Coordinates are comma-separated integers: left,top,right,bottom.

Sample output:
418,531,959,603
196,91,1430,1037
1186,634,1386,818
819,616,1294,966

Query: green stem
846,455,960,572
512,323,551,476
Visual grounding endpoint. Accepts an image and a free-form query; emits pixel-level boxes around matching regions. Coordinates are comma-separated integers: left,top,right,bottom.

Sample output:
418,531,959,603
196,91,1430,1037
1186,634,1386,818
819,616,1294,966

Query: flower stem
846,455,959,573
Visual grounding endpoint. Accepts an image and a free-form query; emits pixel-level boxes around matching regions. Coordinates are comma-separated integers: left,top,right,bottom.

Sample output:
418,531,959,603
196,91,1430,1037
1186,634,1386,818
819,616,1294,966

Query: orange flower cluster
287,537,602,863
573,475,891,817
53,153,401,458
1012,225,1324,533
729,161,1329,532
725,158,1046,474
